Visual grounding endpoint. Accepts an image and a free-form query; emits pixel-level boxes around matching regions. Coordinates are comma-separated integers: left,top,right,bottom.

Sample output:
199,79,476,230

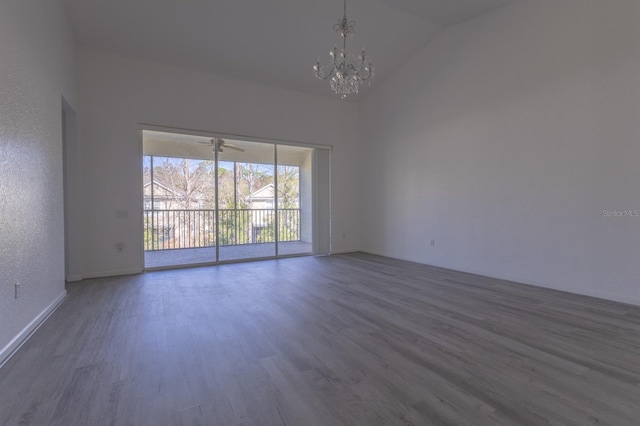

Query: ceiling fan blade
194,139,215,145
225,145,245,152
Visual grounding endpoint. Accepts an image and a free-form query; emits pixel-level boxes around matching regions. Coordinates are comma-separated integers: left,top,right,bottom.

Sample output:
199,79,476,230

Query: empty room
1,0,639,424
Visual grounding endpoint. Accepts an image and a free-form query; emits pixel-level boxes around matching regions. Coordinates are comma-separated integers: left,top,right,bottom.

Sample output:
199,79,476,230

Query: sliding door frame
139,124,332,271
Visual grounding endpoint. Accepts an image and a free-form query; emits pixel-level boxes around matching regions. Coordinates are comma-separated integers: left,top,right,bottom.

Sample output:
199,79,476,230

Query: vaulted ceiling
62,0,515,101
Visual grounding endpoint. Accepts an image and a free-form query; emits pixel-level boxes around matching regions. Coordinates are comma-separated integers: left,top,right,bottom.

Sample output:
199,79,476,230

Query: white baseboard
358,249,640,308
358,249,426,265
0,290,67,368
66,274,84,282
81,268,143,280
330,248,360,255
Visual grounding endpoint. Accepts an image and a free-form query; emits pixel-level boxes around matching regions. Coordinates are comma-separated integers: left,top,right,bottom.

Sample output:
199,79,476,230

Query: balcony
143,208,311,267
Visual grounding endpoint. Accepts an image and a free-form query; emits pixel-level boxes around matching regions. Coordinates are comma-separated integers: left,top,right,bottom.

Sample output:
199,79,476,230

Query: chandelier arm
344,63,357,72
315,65,335,80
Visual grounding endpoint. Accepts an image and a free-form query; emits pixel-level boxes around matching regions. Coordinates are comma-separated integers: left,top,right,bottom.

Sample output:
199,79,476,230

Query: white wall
72,49,360,278
360,0,640,305
0,0,76,362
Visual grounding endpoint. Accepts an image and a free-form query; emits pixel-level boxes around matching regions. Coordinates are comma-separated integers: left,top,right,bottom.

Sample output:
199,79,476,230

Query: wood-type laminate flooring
1,253,640,425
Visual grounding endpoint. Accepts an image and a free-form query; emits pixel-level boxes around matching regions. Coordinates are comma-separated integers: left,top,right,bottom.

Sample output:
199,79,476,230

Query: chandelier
313,0,374,99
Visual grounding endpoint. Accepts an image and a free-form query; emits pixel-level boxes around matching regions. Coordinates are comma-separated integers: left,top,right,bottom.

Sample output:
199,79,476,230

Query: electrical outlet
15,283,20,299
430,240,436,247
116,242,125,252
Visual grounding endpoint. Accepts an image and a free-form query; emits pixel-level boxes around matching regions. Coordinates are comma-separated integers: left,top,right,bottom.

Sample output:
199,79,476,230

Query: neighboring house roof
250,183,275,200
143,180,184,199
249,183,299,209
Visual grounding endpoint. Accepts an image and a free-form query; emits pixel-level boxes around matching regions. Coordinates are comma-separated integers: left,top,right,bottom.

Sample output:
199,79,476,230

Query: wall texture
0,0,76,361
360,0,640,305
72,49,360,278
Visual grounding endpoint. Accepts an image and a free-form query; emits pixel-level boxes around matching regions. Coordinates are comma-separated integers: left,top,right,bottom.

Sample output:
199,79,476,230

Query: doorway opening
141,129,330,269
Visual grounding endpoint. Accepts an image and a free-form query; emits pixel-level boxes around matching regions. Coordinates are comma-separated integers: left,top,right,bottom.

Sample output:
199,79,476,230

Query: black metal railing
143,208,301,251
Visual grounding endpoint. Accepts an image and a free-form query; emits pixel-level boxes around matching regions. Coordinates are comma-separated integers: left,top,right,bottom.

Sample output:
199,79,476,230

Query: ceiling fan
198,138,245,153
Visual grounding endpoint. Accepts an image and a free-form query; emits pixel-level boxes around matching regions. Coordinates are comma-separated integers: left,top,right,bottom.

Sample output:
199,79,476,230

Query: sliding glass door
142,129,327,269
142,152,217,268
277,144,313,256
217,139,276,262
